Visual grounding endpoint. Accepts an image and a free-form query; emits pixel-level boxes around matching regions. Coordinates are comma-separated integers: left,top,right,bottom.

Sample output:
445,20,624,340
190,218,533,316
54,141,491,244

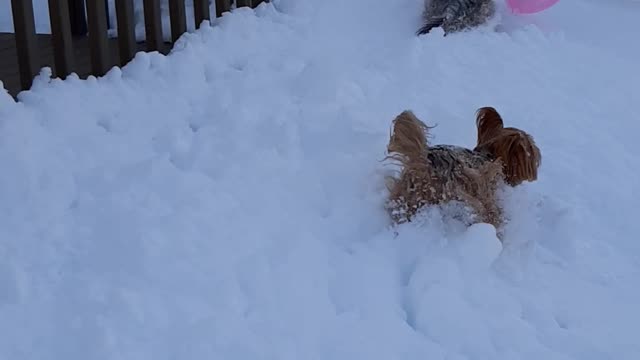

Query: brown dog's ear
482,129,541,186
476,107,504,146
474,107,541,186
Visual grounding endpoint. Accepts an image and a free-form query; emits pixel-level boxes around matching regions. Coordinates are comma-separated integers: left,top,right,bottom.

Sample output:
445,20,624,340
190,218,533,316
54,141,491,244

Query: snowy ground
1,0,640,359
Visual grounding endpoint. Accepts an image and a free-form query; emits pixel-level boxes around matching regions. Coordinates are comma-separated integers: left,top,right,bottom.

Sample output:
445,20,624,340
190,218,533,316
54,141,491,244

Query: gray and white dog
416,0,496,35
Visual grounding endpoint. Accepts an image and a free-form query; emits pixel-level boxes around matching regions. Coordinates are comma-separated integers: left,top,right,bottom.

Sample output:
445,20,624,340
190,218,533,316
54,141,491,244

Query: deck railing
3,0,267,97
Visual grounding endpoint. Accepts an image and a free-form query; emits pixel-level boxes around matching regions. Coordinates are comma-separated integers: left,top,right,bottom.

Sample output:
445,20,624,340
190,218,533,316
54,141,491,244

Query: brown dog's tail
386,110,431,165
474,107,541,186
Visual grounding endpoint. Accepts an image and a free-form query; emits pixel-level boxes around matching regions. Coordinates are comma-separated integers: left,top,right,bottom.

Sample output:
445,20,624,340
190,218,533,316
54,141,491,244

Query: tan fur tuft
386,110,431,165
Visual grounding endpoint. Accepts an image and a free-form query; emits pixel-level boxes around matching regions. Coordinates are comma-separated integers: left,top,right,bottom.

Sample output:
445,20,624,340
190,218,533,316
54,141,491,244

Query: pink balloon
506,0,560,14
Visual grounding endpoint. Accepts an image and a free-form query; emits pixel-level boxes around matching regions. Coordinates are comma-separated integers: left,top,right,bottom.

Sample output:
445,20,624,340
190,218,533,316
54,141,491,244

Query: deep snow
1,0,640,359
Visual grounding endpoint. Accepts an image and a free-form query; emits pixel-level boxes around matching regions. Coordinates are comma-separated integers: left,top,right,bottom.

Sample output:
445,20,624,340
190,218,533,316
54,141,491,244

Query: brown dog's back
385,111,504,227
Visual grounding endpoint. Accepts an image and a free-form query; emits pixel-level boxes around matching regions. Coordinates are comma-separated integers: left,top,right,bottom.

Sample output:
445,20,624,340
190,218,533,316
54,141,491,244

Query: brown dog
384,107,541,233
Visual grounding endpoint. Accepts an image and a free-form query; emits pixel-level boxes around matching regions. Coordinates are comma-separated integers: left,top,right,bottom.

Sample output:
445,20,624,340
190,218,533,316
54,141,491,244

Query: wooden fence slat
115,0,136,66
235,0,250,8
104,0,111,29
10,0,39,91
143,0,163,52
236,0,265,9
168,0,186,43
48,0,75,78
68,0,87,36
85,0,110,76
215,0,230,17
236,0,266,8
193,0,210,29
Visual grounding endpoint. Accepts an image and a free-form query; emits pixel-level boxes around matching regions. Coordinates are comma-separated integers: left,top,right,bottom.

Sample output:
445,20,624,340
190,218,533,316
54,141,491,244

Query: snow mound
455,222,503,270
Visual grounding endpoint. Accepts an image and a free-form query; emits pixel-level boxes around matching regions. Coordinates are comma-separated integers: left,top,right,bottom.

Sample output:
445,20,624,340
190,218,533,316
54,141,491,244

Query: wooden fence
1,0,267,97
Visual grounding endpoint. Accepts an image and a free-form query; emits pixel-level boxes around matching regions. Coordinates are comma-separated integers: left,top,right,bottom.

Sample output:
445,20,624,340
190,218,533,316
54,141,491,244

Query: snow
1,0,640,359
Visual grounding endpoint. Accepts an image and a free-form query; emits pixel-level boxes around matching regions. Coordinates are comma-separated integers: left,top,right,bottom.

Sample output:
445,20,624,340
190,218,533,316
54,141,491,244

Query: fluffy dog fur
417,0,496,36
384,108,540,233
474,107,541,186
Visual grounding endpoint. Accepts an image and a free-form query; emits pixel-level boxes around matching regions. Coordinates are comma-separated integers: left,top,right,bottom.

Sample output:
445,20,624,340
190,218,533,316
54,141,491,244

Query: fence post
11,0,39,92
48,0,75,78
105,0,111,29
215,0,230,17
236,0,264,8
168,0,186,43
86,0,110,76
193,0,210,29
143,0,163,51
68,0,87,36
115,0,136,66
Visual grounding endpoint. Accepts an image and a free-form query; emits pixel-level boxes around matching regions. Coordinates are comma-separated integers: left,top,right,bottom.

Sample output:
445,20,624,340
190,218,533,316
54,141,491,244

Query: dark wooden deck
1,32,171,97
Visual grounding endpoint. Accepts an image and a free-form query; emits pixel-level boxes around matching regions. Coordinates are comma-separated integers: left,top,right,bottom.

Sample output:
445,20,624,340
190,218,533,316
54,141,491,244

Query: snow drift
1,0,639,359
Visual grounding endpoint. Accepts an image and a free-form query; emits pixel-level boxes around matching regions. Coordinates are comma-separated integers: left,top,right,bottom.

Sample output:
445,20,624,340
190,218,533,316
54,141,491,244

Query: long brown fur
384,108,541,233
385,110,505,229
474,107,541,186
